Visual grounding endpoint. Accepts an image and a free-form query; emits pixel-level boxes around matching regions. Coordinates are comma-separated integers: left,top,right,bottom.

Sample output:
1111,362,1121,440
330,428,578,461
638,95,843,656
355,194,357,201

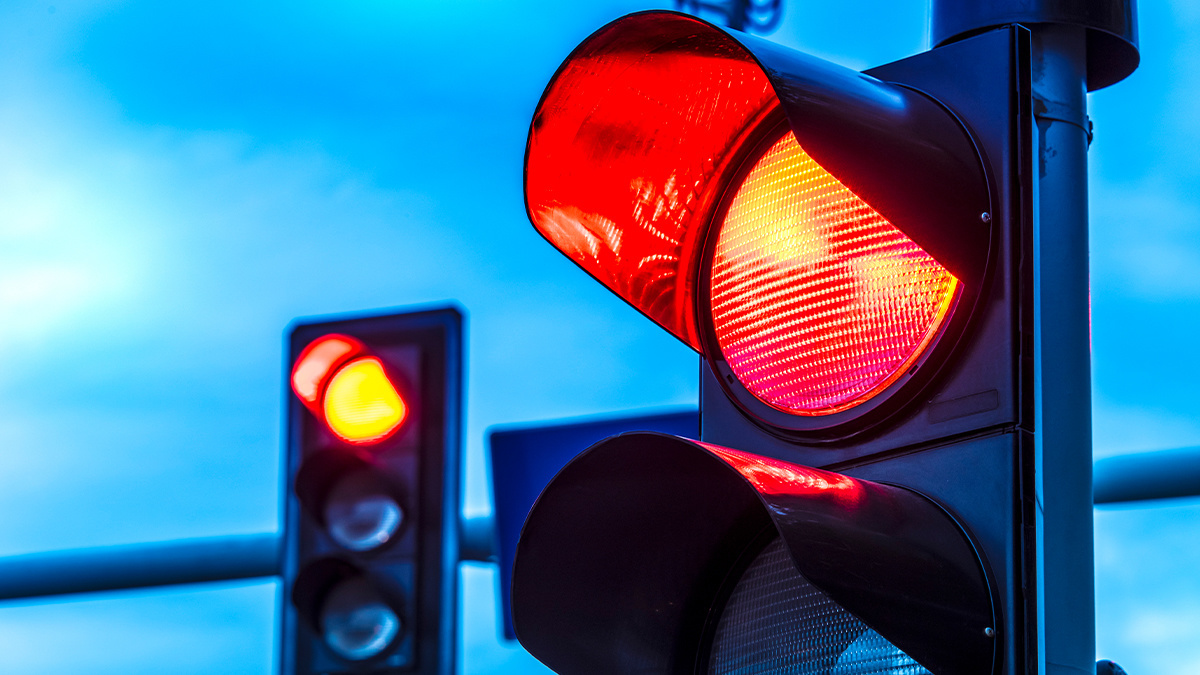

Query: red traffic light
513,12,1042,675
283,308,463,675
525,11,992,433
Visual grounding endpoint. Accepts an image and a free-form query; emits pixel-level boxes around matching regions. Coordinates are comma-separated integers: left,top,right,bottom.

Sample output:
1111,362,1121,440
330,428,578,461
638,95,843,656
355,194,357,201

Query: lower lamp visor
511,432,996,675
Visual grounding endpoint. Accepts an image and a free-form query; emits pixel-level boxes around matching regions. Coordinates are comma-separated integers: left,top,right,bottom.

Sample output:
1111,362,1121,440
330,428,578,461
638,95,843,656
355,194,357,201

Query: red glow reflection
702,443,861,503
291,334,365,413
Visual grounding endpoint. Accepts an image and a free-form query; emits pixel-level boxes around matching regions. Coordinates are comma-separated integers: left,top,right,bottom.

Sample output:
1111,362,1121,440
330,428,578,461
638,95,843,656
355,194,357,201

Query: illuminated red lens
709,133,959,416
292,335,365,412
526,15,777,349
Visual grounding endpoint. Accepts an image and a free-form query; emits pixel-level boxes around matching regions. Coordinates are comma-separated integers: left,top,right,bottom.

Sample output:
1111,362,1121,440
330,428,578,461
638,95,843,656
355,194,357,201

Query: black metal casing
700,24,1038,675
931,0,1137,90
281,307,463,675
513,14,1039,675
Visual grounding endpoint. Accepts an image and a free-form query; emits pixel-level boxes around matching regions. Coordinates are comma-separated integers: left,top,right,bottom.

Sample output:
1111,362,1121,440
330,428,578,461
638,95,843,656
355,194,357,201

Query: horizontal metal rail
1093,445,1200,505
0,514,497,602
0,456,1194,604
0,533,281,602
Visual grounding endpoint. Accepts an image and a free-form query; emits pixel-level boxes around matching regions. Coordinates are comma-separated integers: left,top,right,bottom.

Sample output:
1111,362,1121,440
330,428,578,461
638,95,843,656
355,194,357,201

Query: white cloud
1125,608,1200,645
0,265,113,340
0,146,148,355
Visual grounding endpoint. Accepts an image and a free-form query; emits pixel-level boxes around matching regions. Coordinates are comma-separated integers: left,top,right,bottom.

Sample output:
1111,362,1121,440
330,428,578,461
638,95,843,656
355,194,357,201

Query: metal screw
980,212,992,224
983,627,996,638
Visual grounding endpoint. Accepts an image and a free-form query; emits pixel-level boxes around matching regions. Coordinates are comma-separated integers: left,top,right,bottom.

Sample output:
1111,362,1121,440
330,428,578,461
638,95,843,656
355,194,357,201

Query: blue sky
0,0,1197,673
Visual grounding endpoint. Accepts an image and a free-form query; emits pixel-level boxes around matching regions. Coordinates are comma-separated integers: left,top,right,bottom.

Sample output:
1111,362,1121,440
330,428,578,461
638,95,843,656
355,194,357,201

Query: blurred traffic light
282,307,462,675
513,11,1038,675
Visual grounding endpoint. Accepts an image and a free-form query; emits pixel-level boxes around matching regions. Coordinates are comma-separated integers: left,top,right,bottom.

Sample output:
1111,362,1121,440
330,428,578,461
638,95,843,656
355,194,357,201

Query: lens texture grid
709,537,930,675
710,133,958,416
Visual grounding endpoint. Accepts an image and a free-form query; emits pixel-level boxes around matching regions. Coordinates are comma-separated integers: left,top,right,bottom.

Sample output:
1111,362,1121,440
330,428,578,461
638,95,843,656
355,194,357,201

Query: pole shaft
1032,24,1095,675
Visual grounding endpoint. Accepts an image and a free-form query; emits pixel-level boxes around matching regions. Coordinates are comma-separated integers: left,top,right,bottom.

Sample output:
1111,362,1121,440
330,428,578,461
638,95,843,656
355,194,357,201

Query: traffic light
281,307,462,675
513,11,1038,675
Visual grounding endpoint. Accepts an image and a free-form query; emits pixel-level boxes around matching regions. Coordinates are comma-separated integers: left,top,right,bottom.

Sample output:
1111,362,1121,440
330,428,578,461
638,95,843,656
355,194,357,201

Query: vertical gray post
1032,24,1094,675
930,2,1137,674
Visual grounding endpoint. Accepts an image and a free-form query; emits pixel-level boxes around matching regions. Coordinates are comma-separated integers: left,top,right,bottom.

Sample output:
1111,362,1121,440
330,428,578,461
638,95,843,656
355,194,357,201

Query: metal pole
1094,446,1200,504
459,513,498,563
930,3,1136,673
0,534,281,602
1032,23,1094,675
0,512,499,603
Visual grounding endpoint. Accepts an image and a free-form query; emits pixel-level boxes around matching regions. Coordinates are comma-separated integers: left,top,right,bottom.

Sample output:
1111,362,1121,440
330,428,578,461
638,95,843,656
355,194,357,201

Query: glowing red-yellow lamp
291,335,409,445
708,132,959,416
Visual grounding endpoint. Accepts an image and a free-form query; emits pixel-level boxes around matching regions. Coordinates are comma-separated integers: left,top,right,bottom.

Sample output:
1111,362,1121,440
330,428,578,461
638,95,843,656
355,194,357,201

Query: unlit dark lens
320,577,401,661
324,470,404,552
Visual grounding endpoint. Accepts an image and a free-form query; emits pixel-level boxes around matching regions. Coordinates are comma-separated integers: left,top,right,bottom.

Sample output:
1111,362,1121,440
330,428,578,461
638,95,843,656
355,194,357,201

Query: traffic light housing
281,307,462,675
514,11,1036,675
488,409,700,640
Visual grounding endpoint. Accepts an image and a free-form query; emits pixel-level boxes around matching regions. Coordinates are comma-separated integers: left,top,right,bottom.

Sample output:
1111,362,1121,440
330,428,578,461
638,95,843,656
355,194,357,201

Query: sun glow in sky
0,1,1199,673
